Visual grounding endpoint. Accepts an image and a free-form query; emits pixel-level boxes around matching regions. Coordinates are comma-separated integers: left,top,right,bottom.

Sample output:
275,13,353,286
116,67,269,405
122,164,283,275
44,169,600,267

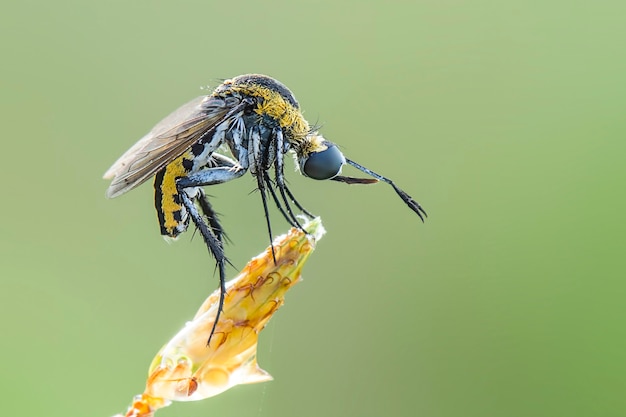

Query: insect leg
195,154,241,245
196,189,228,245
272,128,309,228
178,191,226,347
250,126,292,264
176,165,246,189
261,174,291,225
176,166,247,347
283,186,315,218
258,137,301,229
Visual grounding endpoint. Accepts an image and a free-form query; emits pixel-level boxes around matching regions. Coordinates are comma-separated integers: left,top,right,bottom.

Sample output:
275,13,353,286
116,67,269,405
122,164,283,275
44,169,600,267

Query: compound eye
302,144,345,180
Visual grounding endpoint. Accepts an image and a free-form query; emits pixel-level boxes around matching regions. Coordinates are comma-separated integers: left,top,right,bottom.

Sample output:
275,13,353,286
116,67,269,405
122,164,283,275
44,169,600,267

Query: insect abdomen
154,153,193,238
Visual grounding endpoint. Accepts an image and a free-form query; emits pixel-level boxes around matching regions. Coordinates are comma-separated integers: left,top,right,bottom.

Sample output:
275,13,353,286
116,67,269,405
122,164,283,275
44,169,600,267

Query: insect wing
104,96,237,198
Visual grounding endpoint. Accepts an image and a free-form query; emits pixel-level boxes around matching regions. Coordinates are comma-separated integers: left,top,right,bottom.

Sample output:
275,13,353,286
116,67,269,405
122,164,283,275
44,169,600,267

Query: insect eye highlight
302,143,346,180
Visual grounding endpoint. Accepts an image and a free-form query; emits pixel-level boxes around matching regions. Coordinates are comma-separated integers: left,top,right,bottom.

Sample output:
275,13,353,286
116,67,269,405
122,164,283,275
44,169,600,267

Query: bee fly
104,74,426,346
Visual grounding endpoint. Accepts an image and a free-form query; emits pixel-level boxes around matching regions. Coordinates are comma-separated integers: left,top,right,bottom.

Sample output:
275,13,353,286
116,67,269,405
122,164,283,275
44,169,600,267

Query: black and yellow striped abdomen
154,151,193,238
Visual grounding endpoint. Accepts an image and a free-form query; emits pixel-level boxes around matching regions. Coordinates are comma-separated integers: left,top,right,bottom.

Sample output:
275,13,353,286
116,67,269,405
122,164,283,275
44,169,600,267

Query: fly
104,74,427,346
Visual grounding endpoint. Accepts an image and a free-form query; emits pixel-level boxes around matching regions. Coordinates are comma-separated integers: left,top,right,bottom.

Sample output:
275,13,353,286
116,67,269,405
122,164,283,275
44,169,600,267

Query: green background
1,1,625,416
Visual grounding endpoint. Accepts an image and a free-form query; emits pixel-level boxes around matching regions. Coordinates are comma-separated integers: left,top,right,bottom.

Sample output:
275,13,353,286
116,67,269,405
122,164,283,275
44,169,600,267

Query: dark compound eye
302,143,346,180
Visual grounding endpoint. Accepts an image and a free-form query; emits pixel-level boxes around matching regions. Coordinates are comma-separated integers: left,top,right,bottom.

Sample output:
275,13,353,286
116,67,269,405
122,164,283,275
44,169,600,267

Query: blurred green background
1,1,625,416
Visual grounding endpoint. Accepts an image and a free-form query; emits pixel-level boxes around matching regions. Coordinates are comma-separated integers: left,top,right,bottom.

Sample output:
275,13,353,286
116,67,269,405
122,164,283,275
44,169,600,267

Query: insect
104,74,426,346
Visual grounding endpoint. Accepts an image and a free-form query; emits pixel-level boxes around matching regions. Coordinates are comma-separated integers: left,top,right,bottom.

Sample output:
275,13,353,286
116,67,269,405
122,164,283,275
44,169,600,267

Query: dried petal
115,217,324,417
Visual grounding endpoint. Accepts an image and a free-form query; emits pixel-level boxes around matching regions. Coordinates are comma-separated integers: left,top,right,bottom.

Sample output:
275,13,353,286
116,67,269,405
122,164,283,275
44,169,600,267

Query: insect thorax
213,75,311,145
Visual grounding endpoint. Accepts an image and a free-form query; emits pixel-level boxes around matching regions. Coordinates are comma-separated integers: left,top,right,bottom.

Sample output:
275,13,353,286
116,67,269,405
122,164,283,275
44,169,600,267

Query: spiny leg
179,191,227,347
283,185,315,218
176,164,247,346
195,154,240,245
262,172,299,229
272,128,308,229
251,126,288,264
196,188,229,245
257,130,299,227
180,160,242,248
254,168,278,263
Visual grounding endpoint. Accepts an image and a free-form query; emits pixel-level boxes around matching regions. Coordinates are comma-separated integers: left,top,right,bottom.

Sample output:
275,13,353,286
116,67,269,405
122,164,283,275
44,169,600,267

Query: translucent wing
104,95,245,198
